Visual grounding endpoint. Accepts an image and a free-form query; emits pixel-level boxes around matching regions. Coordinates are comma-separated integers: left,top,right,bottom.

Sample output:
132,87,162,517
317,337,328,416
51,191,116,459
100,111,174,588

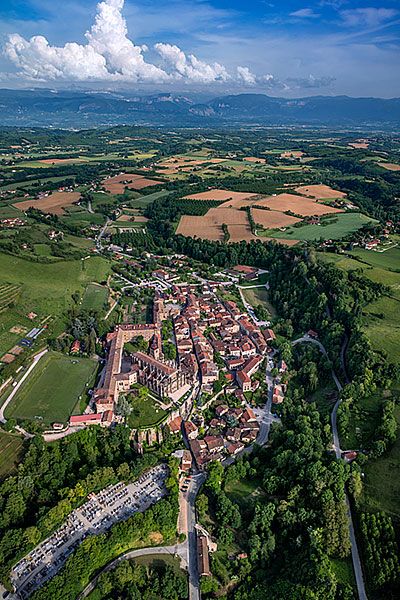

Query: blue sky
0,0,399,97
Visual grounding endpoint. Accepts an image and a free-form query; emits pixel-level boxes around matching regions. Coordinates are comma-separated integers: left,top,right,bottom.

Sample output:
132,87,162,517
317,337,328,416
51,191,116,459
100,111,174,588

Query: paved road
79,543,188,598
292,335,367,600
96,218,111,250
186,473,206,600
0,349,48,423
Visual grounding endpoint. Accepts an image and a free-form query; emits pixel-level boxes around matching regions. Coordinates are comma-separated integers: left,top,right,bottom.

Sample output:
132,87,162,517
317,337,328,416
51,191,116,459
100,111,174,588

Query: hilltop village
69,260,283,467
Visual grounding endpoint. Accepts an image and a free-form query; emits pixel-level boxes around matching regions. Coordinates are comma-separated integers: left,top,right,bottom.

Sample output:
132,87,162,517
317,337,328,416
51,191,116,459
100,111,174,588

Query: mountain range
0,89,399,128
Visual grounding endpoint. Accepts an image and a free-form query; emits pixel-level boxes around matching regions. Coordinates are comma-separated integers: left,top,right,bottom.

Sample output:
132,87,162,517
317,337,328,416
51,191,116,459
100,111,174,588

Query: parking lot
11,464,169,598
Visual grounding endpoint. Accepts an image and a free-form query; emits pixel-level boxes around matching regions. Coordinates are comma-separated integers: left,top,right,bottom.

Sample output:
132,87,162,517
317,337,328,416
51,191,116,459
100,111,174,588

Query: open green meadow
361,404,400,518
81,283,109,312
5,351,98,424
0,431,25,479
0,252,110,355
363,296,400,361
241,286,277,318
349,245,400,271
319,251,400,362
269,213,377,241
0,252,110,316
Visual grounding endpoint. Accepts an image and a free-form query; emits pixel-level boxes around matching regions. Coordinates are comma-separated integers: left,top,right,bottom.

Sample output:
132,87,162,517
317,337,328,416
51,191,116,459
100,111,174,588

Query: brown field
228,224,257,242
281,151,304,158
102,173,163,194
184,189,258,202
206,207,249,225
255,194,343,217
14,192,81,215
251,208,301,228
176,215,223,241
1,354,15,364
378,162,400,171
264,237,300,247
349,142,369,149
131,178,163,190
294,184,346,199
219,197,261,209
243,157,266,164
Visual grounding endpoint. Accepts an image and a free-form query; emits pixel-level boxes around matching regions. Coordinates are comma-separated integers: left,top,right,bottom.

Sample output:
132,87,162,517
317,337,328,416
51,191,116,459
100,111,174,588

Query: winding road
292,334,367,600
79,543,188,598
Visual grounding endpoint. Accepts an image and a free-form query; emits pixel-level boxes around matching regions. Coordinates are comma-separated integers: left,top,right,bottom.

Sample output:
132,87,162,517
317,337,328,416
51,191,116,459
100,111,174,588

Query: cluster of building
71,269,275,439
10,464,168,599
169,405,260,468
0,217,26,228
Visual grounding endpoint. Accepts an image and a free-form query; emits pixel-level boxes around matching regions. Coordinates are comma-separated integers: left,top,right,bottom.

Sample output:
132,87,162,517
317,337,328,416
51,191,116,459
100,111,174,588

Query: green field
330,558,356,588
5,351,98,424
361,404,400,518
127,393,167,429
0,430,25,478
241,286,276,318
124,189,169,208
349,245,400,271
319,251,400,362
363,296,400,361
0,252,110,356
225,477,264,507
81,283,109,311
0,252,110,317
269,213,377,241
319,252,400,299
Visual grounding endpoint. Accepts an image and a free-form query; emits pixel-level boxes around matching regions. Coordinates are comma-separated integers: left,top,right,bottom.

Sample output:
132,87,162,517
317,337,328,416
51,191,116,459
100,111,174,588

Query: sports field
0,431,25,478
269,213,377,241
5,351,98,424
81,283,109,311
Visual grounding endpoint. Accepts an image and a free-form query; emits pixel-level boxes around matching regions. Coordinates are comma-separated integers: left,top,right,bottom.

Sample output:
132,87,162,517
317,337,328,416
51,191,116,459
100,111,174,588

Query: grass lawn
33,243,52,256
123,190,169,209
5,351,98,424
330,558,356,588
269,213,377,241
0,430,25,479
363,296,400,362
225,477,264,507
127,392,167,429
81,283,109,312
0,308,32,356
349,245,400,271
241,286,276,318
339,392,384,450
360,404,400,519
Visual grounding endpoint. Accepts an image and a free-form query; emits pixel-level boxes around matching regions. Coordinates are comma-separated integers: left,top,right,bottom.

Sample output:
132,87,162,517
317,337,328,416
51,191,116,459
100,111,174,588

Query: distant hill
0,89,399,127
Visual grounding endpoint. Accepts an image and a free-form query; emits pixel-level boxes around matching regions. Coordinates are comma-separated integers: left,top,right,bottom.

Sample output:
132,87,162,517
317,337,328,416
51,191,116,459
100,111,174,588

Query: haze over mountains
1,89,399,128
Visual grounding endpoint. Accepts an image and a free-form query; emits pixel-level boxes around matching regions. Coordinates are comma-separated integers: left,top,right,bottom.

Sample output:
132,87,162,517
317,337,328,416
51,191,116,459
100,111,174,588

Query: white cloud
340,7,398,28
236,66,256,85
3,0,236,84
290,8,320,18
155,43,229,83
5,0,169,82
